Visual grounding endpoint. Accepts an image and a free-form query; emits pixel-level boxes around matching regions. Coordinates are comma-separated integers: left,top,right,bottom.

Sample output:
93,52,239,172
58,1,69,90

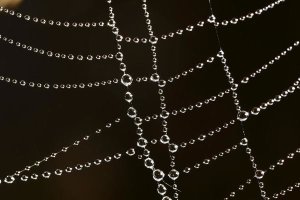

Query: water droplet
162,196,172,200
241,77,249,84
115,52,123,61
231,83,239,91
149,36,158,44
168,169,180,180
169,143,178,153
153,169,165,182
160,135,170,144
20,175,28,181
237,111,249,121
157,184,167,195
55,169,63,176
134,117,143,126
137,137,148,148
183,167,191,173
136,127,143,136
203,159,210,165
198,134,206,141
4,176,15,184
151,139,157,144
160,110,169,119
120,63,127,71
207,15,216,23
158,80,166,87
240,138,248,146
42,171,51,178
127,107,137,118
150,73,160,82
121,74,133,87
107,19,115,27
144,158,155,169
126,148,135,156
255,170,265,179
251,107,260,115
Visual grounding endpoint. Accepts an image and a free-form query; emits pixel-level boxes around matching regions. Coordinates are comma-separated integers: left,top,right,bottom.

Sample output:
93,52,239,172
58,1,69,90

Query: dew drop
237,110,249,121
240,138,248,146
168,169,180,180
127,107,137,118
169,143,178,153
126,148,135,156
251,107,260,115
255,170,265,179
121,74,133,87
149,36,158,44
153,169,165,182
160,135,170,144
4,176,15,184
160,110,170,119
145,158,155,169
157,184,167,195
115,52,123,61
150,73,160,82
137,137,148,148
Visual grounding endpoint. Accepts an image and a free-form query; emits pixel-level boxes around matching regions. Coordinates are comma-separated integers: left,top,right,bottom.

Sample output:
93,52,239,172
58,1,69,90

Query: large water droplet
157,184,167,195
144,158,155,169
107,19,115,27
134,117,143,126
160,110,169,119
237,111,249,121
168,169,180,180
137,137,148,148
169,143,178,153
115,52,123,61
251,107,260,115
4,176,15,184
255,170,265,179
121,74,133,87
149,36,158,44
158,80,166,88
127,107,137,118
150,73,160,82
153,169,165,182
160,135,170,144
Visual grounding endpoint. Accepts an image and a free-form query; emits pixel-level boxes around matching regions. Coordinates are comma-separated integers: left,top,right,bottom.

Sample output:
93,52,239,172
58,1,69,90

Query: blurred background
0,0,299,199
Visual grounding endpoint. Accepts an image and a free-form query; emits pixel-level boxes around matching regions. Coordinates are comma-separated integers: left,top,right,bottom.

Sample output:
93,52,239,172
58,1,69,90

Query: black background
0,0,299,199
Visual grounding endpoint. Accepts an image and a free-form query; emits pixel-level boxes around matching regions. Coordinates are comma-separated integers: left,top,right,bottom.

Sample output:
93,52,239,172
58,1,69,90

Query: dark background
0,0,299,199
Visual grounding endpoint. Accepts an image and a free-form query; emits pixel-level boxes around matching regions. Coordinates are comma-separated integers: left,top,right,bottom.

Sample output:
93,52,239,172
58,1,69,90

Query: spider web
0,0,299,199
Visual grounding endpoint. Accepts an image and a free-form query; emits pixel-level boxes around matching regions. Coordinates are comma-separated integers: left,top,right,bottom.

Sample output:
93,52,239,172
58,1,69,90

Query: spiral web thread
0,0,299,199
